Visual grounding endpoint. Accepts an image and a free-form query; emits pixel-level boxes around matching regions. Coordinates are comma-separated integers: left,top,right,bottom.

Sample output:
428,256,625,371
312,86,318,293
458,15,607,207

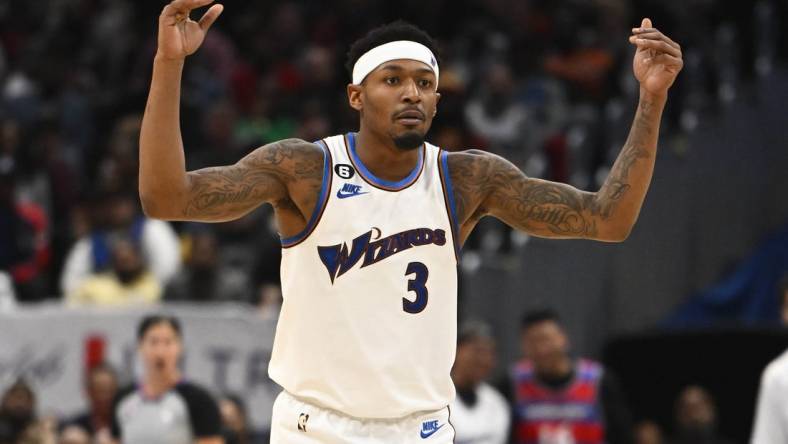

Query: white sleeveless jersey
268,132,461,419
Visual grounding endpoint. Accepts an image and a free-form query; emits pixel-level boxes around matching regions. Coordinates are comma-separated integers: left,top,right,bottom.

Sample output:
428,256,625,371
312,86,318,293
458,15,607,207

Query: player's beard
392,131,425,151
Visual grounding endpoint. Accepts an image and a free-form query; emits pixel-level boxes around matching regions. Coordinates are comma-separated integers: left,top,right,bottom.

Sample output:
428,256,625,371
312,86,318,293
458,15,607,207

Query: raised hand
629,18,683,96
157,0,223,60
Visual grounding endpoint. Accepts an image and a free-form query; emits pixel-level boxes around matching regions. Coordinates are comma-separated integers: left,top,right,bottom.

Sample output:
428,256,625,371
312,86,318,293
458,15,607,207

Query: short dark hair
87,362,117,379
520,309,562,332
84,362,118,387
137,315,182,342
345,20,441,79
2,378,34,402
457,320,494,345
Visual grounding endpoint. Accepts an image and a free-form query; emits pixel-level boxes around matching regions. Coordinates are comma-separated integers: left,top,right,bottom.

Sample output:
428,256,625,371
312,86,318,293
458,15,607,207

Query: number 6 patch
334,164,355,179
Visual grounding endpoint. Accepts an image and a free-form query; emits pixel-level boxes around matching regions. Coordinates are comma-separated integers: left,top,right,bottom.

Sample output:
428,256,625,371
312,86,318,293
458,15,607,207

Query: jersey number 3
403,262,429,314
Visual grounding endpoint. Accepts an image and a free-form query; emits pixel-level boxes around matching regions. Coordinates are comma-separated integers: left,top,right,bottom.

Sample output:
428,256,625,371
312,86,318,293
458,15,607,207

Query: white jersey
269,132,460,419
449,382,511,444
751,349,788,444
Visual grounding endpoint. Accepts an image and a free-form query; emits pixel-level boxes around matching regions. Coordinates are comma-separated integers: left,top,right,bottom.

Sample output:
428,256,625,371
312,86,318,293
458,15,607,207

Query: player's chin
391,128,426,151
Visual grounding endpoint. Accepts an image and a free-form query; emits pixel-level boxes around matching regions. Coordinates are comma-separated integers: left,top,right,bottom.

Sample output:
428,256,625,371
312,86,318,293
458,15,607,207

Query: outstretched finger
629,31,681,50
199,3,224,31
631,38,682,58
641,18,652,29
168,0,215,13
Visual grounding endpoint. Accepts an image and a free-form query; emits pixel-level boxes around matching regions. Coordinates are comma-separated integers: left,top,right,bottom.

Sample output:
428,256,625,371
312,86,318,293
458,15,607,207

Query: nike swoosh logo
420,424,444,439
336,190,369,199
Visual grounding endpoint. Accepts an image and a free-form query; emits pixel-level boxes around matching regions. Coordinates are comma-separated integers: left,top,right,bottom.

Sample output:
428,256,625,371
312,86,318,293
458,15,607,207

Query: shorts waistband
279,390,449,423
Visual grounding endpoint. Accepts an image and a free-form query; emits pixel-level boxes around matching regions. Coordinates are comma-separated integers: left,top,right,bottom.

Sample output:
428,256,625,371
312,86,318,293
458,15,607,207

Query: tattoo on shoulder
183,138,323,217
446,150,491,226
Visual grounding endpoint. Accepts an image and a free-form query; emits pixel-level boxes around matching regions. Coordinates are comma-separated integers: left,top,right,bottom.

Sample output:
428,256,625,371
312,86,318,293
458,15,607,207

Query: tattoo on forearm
449,152,599,236
449,156,596,236
593,99,654,217
183,139,323,218
184,167,273,217
502,183,599,236
448,98,658,238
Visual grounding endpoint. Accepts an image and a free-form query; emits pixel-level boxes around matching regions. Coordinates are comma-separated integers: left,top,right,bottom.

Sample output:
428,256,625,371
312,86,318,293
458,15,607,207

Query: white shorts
270,390,456,444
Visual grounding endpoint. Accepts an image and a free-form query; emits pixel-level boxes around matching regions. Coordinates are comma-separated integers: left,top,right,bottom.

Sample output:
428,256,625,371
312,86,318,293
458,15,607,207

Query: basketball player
139,1,683,442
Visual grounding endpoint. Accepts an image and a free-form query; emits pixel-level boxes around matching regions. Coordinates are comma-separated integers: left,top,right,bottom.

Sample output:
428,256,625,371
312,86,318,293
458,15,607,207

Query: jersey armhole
280,140,333,248
438,149,461,263
110,384,136,439
175,382,222,438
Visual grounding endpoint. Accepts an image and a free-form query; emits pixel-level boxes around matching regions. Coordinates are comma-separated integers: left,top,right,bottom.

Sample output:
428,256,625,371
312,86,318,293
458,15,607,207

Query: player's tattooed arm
449,95,664,242
447,19,679,243
142,138,323,222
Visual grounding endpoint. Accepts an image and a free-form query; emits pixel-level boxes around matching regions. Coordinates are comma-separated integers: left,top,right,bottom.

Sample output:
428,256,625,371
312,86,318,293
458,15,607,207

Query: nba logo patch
297,413,309,432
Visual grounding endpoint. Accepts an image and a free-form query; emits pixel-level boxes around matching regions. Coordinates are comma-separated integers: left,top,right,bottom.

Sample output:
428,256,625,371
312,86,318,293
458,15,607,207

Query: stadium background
0,0,787,442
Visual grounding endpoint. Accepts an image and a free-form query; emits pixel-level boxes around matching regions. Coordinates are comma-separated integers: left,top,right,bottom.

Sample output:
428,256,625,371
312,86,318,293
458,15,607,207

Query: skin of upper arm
447,150,621,242
170,138,323,223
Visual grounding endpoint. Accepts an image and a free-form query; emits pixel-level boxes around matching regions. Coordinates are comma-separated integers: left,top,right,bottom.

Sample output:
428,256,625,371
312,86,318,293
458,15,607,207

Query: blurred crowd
0,1,786,443
0,310,747,444
1,0,785,305
0,370,256,444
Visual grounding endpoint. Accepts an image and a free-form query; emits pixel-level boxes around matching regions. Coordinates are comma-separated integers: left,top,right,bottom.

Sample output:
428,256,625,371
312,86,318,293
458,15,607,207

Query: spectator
0,160,50,302
17,414,57,444
0,0,781,305
58,425,90,444
64,364,118,439
111,315,222,444
779,275,788,326
449,320,510,444
164,230,252,303
66,237,161,306
257,284,282,320
510,309,632,444
669,385,733,444
60,191,179,296
751,349,788,444
0,379,38,444
464,62,531,162
635,420,665,444
96,115,143,195
218,395,250,444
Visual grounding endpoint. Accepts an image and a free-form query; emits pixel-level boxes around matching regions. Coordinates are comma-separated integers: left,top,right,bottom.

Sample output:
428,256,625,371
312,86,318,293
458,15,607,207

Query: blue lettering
317,230,373,283
423,420,439,431
434,229,446,246
318,227,448,283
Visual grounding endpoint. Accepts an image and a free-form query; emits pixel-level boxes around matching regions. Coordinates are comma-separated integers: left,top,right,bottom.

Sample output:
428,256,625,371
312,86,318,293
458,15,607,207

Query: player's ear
347,84,363,112
434,92,441,116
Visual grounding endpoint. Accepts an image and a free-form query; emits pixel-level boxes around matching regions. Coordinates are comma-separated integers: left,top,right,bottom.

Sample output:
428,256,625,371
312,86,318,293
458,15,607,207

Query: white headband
352,40,439,88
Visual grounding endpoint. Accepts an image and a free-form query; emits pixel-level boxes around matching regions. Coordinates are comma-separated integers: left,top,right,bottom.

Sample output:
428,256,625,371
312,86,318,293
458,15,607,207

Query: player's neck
450,370,478,391
143,369,181,397
91,409,111,429
354,129,422,183
535,357,573,384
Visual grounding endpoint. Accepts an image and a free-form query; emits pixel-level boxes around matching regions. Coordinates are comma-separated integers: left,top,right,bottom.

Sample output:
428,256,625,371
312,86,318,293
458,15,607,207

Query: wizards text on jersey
317,227,446,283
